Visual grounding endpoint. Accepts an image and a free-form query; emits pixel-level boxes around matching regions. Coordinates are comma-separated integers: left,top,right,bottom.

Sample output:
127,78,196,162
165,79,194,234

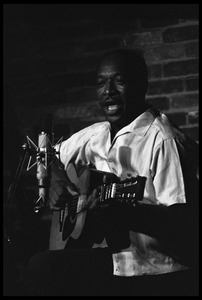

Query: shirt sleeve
57,127,92,169
151,138,186,206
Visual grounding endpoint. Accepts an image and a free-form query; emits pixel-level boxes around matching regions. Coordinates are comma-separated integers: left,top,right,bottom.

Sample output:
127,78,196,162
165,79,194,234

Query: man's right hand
48,160,79,211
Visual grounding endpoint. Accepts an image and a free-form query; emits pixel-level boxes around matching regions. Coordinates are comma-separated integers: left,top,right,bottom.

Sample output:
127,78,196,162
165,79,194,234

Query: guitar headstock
111,176,146,204
98,174,146,205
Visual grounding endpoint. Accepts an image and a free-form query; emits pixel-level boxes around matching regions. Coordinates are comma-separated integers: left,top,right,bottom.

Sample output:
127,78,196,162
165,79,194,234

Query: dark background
4,4,199,141
3,4,199,294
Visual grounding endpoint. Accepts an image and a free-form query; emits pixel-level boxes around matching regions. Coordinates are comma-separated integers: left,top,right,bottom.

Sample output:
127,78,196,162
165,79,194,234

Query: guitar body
49,163,146,250
49,209,88,250
49,163,96,250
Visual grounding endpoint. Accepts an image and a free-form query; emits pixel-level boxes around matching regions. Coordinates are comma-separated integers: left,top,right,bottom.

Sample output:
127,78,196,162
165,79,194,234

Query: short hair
97,48,148,96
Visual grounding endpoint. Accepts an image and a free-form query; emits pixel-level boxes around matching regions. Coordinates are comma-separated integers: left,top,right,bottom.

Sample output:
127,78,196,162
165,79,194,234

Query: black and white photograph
3,3,199,296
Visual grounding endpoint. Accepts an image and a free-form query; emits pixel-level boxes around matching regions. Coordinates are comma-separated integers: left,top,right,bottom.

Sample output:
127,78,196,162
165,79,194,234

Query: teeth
108,105,118,111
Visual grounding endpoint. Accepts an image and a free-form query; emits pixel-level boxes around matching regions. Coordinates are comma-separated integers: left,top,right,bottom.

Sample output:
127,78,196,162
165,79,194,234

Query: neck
110,103,150,140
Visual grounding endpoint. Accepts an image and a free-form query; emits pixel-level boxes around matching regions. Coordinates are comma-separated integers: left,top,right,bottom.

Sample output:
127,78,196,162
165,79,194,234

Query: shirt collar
112,107,159,137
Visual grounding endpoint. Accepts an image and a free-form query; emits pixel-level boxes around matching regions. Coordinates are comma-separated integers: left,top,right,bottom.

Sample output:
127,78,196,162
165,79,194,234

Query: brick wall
4,4,199,145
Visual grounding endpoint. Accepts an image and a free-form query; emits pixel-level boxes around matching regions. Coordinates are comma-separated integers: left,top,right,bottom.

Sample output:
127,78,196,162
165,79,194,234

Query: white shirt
58,108,189,276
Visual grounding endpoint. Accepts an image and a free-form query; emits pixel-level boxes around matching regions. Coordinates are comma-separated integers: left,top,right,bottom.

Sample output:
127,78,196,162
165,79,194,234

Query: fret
107,184,111,199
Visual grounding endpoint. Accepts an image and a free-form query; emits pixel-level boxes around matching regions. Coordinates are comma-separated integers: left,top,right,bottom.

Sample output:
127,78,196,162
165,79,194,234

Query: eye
115,76,125,85
96,79,105,87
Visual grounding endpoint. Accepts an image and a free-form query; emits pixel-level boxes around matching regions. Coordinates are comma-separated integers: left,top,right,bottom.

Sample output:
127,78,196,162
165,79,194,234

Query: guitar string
64,184,137,215
68,182,137,205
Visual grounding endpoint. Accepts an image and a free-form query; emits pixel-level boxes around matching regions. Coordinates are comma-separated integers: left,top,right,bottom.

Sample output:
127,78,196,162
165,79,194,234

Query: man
22,49,198,296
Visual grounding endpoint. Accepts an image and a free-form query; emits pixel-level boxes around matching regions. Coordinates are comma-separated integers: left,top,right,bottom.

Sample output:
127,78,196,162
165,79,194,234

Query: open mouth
104,104,124,115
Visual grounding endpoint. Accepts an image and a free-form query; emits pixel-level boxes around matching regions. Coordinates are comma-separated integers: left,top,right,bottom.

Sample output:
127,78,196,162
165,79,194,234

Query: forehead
97,55,128,76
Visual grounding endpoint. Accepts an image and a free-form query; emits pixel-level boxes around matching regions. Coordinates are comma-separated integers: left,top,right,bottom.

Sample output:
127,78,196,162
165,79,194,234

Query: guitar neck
70,174,146,215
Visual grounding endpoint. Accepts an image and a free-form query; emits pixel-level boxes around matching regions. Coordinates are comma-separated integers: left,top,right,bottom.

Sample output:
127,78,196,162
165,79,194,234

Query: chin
105,114,122,124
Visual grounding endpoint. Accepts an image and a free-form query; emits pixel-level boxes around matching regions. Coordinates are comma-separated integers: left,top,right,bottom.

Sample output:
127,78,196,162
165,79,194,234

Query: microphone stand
7,142,30,210
4,141,34,246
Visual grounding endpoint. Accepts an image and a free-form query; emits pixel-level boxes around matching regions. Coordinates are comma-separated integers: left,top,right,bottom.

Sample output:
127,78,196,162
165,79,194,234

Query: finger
89,197,100,210
48,190,59,206
49,196,67,211
49,189,69,209
88,189,100,210
49,204,61,211
66,184,79,196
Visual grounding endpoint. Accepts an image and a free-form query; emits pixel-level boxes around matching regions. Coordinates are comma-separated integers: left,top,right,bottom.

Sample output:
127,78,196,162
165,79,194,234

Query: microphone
34,114,54,212
25,114,63,214
34,131,50,213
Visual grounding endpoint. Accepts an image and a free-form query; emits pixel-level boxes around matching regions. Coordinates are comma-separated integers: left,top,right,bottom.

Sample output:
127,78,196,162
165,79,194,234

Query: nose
103,79,115,97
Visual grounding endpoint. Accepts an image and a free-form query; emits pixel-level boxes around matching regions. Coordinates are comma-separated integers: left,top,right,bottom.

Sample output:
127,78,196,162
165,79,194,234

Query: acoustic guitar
49,163,146,250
